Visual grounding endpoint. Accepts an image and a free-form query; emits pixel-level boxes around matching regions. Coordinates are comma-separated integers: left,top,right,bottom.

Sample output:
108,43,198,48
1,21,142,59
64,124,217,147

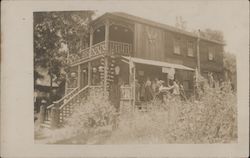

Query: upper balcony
68,18,134,65
68,41,133,65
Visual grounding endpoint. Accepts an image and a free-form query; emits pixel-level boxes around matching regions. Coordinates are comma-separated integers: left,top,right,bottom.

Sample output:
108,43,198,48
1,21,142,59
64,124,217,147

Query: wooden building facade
41,12,224,128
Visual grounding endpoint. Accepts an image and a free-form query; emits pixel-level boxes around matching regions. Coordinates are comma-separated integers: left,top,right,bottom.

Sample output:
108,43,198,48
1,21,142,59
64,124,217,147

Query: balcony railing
68,41,132,64
109,41,132,56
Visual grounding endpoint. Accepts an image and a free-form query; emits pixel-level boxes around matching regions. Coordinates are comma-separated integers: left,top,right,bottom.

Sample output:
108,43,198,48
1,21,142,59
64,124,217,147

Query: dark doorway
80,64,88,88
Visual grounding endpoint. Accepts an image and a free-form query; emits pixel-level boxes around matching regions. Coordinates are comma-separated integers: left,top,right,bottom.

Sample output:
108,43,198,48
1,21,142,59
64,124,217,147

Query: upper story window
208,47,215,61
187,41,194,57
173,38,181,55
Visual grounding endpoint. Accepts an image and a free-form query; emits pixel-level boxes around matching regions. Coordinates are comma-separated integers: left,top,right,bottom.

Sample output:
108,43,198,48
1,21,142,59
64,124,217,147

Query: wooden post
104,19,110,92
105,19,110,55
64,73,68,95
89,27,93,58
88,27,93,86
197,29,201,74
51,106,60,129
88,62,91,86
77,64,81,88
104,57,108,92
132,66,136,111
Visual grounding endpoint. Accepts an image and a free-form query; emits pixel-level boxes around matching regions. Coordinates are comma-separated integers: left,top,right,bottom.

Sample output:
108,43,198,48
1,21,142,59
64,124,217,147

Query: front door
80,65,88,88
161,73,169,86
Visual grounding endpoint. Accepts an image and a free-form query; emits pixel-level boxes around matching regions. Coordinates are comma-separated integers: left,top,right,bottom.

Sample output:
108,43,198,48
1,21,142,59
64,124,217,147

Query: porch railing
43,85,106,128
90,41,106,57
45,86,80,121
59,85,89,123
68,41,132,64
120,85,133,100
109,41,132,56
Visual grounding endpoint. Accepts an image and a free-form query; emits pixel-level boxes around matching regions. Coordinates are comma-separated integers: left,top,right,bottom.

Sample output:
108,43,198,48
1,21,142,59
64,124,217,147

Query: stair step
44,120,51,125
40,123,51,129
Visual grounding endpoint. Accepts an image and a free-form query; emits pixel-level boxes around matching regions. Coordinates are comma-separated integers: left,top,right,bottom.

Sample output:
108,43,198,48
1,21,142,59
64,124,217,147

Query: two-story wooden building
42,12,224,128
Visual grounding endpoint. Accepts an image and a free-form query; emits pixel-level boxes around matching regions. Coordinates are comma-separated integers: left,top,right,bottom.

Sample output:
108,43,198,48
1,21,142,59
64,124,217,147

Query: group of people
135,77,187,103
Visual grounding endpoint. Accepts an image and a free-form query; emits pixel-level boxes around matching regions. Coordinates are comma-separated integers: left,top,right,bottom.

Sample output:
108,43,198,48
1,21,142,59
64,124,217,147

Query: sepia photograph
1,0,249,157
34,9,237,144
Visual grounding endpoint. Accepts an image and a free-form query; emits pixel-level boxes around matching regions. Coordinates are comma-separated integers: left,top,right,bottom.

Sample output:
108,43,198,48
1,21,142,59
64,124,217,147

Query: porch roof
122,56,195,71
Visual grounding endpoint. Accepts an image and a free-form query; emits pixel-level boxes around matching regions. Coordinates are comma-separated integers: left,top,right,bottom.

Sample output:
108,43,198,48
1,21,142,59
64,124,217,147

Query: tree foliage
34,11,95,84
199,29,224,42
223,51,236,74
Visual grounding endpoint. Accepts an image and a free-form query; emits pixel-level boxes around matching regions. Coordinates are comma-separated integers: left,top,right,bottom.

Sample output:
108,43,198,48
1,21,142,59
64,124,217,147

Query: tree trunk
49,72,53,104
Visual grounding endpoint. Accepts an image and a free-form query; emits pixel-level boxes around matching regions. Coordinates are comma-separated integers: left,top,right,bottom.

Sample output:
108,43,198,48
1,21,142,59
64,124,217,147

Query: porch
68,19,134,65
68,41,133,65
118,56,195,108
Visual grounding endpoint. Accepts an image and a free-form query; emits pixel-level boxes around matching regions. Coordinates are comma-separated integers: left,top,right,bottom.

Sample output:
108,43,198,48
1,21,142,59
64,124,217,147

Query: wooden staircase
39,41,133,129
40,85,91,129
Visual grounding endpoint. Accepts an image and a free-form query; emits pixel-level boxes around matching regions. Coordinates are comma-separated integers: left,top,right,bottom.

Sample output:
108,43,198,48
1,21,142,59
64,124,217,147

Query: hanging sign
162,67,175,79
115,66,120,75
162,67,175,74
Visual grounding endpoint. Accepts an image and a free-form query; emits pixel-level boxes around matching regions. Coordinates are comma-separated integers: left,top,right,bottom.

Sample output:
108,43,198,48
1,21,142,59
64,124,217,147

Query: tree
199,29,224,42
223,51,236,90
223,52,236,76
34,11,95,102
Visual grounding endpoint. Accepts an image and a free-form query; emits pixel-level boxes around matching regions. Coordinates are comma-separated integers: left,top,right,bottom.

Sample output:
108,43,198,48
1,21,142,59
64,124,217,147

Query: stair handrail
59,85,89,110
46,86,80,110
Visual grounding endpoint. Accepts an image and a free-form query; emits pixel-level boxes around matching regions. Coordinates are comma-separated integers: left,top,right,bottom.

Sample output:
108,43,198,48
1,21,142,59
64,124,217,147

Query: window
173,38,181,55
208,47,215,61
187,41,194,57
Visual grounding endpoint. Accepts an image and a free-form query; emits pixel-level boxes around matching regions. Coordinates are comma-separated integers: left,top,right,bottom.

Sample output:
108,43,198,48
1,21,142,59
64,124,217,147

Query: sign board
162,67,175,74
162,67,175,79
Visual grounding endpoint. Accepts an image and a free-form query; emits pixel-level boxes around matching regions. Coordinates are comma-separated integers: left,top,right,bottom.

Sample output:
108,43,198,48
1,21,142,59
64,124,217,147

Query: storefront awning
122,56,195,71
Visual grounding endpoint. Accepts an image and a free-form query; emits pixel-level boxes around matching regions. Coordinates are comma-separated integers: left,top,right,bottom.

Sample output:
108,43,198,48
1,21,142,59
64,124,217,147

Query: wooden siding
164,31,197,68
133,22,223,73
199,40,224,72
134,23,165,61
90,13,224,74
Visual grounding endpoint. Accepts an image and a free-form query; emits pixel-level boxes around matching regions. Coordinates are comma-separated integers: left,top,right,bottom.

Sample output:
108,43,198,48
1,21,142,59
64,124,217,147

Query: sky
92,1,249,56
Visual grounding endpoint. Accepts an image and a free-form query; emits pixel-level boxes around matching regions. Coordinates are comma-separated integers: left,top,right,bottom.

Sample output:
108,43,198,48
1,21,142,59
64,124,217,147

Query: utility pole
197,29,201,74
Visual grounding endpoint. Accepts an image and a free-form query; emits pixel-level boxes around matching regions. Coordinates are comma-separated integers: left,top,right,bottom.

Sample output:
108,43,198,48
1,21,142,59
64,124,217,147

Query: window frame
173,38,181,55
187,41,195,57
208,47,215,61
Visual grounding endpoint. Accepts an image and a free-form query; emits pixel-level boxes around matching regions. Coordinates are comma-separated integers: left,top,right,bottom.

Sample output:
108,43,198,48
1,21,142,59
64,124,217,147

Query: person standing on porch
151,78,157,99
179,83,187,101
135,79,140,102
140,79,145,101
172,80,180,96
208,72,215,88
159,80,168,103
144,77,153,101
167,79,180,125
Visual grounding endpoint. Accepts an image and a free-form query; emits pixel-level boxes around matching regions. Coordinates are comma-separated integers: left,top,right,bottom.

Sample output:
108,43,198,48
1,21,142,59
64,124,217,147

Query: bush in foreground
37,81,237,144
107,82,237,144
42,88,117,144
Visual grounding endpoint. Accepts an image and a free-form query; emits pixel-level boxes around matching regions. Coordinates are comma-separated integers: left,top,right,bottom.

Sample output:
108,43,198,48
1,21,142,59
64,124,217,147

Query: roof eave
91,12,225,45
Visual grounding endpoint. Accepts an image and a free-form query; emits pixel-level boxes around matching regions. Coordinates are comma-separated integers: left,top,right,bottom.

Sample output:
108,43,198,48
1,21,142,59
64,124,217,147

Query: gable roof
92,12,225,45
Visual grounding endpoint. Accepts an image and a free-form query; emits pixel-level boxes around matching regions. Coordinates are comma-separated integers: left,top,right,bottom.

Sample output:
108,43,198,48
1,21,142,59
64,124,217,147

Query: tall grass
39,88,117,144
36,81,237,144
107,81,237,144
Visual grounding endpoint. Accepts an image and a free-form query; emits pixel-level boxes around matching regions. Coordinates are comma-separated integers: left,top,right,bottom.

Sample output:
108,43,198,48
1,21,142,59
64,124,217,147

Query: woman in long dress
167,80,180,125
144,77,153,101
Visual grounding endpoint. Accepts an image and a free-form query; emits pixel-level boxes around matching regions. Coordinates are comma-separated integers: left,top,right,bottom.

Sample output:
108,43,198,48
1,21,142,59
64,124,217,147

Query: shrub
38,82,237,144
43,88,117,144
66,88,117,130
107,81,237,144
